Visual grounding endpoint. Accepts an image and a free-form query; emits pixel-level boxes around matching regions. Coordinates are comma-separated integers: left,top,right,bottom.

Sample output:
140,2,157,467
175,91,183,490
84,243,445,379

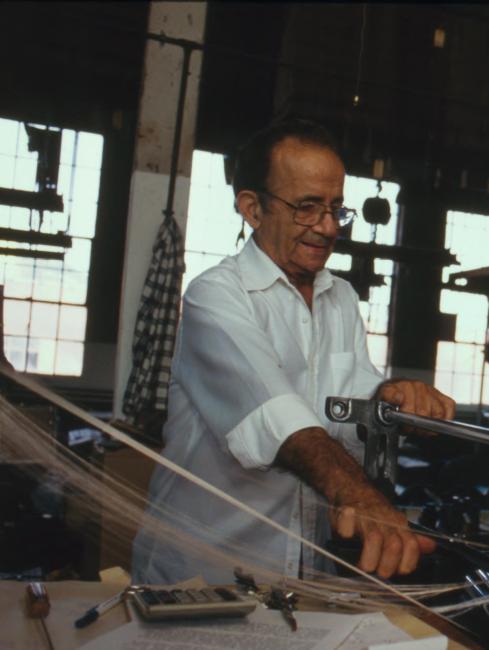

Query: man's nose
311,211,338,236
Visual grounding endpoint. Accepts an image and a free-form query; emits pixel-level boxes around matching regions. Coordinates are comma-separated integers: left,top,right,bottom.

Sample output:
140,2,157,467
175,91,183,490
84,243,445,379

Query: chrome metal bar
381,407,489,445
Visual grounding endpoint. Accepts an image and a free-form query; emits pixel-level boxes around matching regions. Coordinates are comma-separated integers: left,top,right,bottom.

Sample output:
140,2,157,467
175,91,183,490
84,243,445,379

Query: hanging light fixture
433,27,446,49
363,174,391,227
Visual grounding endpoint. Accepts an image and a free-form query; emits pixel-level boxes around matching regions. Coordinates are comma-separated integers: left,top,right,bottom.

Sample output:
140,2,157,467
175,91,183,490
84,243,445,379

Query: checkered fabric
122,215,185,427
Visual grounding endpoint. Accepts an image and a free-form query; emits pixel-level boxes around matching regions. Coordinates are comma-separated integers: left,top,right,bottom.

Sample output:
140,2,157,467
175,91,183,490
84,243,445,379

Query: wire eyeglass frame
259,189,357,228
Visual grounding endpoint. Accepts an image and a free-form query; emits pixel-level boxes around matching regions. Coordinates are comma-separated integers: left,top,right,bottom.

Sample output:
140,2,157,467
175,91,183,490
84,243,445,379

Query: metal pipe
381,407,489,445
163,44,192,221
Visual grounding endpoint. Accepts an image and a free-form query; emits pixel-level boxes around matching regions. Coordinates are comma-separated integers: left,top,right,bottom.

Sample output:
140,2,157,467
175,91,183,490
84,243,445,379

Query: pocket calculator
132,587,257,621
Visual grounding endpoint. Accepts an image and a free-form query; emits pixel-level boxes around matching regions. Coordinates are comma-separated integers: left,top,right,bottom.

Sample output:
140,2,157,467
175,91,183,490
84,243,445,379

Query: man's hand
276,426,438,580
331,492,436,578
377,380,455,422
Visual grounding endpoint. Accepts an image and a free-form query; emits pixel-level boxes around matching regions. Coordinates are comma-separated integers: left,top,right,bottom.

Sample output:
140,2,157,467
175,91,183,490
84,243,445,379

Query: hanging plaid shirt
123,215,185,429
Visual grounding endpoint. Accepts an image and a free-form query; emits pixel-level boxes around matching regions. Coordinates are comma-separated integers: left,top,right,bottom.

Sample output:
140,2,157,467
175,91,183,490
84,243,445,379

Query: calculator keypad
132,587,256,621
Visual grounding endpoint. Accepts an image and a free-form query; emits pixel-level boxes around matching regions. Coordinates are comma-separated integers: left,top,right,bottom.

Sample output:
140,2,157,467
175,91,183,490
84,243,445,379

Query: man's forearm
275,426,388,510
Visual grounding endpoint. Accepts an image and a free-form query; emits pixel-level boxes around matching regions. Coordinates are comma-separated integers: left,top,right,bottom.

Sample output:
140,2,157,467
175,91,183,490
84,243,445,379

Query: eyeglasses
259,190,357,228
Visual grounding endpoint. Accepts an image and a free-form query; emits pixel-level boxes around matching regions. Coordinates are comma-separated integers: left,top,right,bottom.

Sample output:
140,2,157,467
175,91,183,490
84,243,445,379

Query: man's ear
235,190,262,230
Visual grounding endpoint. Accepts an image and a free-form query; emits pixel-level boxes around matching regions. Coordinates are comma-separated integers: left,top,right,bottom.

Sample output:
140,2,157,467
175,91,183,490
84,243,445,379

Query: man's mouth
300,239,332,249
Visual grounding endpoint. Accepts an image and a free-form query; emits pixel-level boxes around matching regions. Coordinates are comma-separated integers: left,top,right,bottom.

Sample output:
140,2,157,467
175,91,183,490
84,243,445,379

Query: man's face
253,137,345,282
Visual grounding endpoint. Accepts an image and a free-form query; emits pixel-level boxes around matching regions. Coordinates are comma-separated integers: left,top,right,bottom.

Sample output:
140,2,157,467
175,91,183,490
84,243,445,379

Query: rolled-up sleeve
226,393,323,469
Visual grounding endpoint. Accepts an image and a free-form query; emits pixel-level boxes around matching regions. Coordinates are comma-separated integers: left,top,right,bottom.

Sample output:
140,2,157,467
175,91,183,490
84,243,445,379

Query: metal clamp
325,396,489,492
325,397,400,489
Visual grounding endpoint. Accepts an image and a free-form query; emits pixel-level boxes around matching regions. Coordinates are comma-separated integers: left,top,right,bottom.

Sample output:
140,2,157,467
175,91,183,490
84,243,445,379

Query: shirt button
302,316,308,324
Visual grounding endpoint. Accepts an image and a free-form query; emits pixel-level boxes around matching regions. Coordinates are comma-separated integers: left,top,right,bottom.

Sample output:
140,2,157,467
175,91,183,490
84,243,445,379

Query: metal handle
381,407,489,445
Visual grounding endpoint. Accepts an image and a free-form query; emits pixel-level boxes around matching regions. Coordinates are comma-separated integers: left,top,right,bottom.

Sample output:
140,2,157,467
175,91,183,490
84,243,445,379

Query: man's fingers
358,528,383,574
396,533,421,575
378,380,456,435
357,528,428,578
417,533,437,554
336,506,438,578
336,506,356,538
439,393,456,420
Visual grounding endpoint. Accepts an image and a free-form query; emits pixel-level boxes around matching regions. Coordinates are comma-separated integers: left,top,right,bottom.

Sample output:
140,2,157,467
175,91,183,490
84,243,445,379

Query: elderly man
132,119,454,584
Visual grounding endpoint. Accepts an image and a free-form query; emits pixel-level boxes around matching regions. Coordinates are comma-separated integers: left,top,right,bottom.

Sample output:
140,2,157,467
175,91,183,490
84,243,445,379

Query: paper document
81,604,414,650
369,637,447,650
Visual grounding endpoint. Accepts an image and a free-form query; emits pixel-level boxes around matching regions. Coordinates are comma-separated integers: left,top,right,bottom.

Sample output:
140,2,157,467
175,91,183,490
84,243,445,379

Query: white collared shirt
132,238,383,584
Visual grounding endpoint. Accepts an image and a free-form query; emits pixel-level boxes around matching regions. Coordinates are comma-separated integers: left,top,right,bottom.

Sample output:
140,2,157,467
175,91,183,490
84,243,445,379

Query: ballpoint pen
74,588,128,628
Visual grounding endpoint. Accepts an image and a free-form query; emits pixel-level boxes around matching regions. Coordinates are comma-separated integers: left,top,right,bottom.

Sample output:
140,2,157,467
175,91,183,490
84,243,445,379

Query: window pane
16,124,30,159
30,302,59,338
0,119,18,155
40,209,68,235
58,305,87,341
76,132,104,169
328,252,351,271
65,238,92,272
58,163,74,199
367,334,388,372
435,340,485,404
61,270,88,303
4,335,27,370
69,200,97,238
436,341,454,371
0,205,10,228
5,259,34,298
27,338,55,374
9,207,30,230
55,341,83,375
33,262,63,302
440,289,486,343
344,176,399,246
0,154,14,187
72,167,101,205
4,299,30,336
13,157,37,191
60,130,76,165
182,250,226,295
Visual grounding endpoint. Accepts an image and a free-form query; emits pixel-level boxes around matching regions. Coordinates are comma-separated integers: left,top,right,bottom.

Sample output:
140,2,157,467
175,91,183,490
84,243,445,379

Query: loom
1,364,489,646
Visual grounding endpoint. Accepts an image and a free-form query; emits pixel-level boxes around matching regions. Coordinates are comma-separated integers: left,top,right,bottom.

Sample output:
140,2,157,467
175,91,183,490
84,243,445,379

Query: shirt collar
237,236,334,293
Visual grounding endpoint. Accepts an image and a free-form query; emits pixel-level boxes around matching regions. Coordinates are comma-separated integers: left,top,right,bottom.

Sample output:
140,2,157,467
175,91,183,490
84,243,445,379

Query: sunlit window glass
0,117,103,376
435,211,489,405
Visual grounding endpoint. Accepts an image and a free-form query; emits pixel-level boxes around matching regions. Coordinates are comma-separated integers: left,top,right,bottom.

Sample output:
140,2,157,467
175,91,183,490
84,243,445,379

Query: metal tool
266,588,298,632
26,582,55,650
325,396,489,488
325,397,400,489
234,566,259,594
234,567,298,631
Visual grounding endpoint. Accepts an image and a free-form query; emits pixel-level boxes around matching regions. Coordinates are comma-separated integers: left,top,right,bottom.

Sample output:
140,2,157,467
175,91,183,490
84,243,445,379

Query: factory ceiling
2,2,489,201
197,3,489,201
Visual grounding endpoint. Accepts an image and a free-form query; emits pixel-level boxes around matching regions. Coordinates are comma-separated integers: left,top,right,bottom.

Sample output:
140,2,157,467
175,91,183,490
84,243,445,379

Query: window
0,118,103,375
435,211,489,404
184,151,399,373
336,176,399,373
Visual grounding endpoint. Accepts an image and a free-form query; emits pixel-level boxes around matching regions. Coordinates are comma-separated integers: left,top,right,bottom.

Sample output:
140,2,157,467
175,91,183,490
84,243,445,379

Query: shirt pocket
329,351,356,396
